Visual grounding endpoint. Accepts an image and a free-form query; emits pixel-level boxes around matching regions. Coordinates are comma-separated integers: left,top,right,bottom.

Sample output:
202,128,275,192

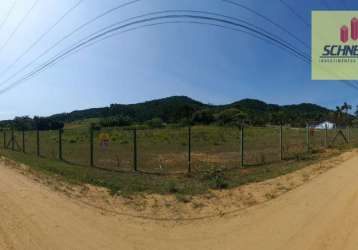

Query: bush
167,181,180,193
192,109,216,124
100,115,132,127
216,108,247,125
146,117,165,128
202,167,229,190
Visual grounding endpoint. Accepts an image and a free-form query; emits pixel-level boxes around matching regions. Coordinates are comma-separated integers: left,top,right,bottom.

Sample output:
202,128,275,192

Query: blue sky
0,0,357,120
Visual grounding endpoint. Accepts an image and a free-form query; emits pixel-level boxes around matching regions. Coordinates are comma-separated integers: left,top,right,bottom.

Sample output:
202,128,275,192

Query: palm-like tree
335,106,342,124
336,102,352,126
341,102,352,114
355,105,358,117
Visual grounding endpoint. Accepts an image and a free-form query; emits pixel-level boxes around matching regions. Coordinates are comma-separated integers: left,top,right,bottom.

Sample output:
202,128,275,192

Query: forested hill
49,96,207,123
0,96,337,130
48,96,333,127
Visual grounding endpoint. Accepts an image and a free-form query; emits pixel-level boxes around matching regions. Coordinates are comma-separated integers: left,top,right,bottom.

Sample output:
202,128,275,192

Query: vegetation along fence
0,124,355,175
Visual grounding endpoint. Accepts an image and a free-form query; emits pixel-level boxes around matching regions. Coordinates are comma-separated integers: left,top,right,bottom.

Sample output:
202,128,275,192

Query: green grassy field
2,125,354,174
1,125,355,197
0,147,343,197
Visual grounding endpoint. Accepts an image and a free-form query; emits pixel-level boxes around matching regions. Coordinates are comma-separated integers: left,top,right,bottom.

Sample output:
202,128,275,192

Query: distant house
313,121,336,130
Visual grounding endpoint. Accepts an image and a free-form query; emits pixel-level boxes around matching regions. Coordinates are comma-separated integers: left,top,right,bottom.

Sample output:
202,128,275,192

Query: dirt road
1,153,358,250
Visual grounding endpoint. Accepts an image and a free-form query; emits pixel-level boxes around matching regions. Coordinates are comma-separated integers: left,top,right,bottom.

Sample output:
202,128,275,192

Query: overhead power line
223,0,352,87
222,0,310,49
0,0,143,86
5,9,357,93
279,0,310,28
0,1,17,33
278,0,358,89
0,0,84,78
0,6,310,92
0,0,40,56
0,4,356,94
228,0,356,90
0,10,322,94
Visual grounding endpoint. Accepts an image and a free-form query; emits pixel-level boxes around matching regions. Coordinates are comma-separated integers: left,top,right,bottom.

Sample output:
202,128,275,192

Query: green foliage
192,109,215,124
0,96,347,129
34,117,64,130
13,116,33,130
48,96,203,124
6,116,64,131
145,117,165,128
166,181,180,193
334,102,353,126
99,115,132,127
216,108,247,125
202,167,229,190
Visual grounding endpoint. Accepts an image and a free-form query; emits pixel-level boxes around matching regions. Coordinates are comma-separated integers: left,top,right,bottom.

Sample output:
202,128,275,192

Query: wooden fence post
11,126,14,151
89,126,94,167
36,129,40,157
280,124,283,161
188,126,192,173
325,124,328,148
240,124,245,168
22,130,25,153
347,126,351,143
3,130,6,149
59,128,63,160
133,128,138,172
306,123,310,153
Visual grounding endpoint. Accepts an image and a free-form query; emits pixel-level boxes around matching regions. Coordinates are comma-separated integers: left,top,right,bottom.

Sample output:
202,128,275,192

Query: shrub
100,115,132,127
192,109,216,124
216,108,247,125
146,117,165,128
167,181,180,193
202,167,230,190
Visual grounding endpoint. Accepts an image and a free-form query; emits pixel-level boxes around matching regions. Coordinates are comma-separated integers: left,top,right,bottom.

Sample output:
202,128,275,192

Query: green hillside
0,96,344,129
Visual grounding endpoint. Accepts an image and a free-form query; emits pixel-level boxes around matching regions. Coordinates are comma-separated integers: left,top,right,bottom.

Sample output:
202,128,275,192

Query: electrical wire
0,0,84,78
0,4,356,94
278,0,310,28
278,0,358,89
0,0,40,56
0,0,143,84
222,0,310,49
0,1,17,33
0,11,321,94
0,9,311,92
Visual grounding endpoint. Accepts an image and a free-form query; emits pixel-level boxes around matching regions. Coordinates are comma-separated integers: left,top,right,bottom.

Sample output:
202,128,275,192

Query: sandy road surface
2,154,358,250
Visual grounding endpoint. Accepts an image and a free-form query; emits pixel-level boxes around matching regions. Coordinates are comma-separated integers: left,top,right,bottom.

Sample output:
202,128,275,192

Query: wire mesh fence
191,126,241,172
244,126,280,166
283,127,306,159
350,128,358,145
39,130,58,159
94,127,133,172
62,128,90,166
137,128,187,174
0,123,354,175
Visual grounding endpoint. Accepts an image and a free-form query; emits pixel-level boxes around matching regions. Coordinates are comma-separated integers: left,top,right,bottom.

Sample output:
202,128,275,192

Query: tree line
0,97,356,130
0,116,64,131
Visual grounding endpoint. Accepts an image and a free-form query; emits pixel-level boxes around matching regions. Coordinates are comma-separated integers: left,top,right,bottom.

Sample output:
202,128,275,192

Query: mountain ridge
45,96,334,126
0,96,341,129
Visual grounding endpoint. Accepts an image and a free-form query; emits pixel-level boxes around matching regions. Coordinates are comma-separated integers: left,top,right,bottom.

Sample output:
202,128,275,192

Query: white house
313,121,336,130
